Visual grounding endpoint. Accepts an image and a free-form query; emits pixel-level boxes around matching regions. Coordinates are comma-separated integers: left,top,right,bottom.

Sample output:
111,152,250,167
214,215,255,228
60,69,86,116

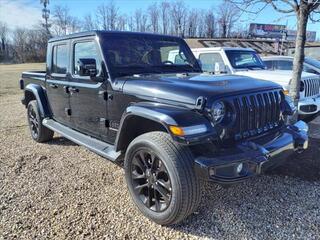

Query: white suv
168,47,320,117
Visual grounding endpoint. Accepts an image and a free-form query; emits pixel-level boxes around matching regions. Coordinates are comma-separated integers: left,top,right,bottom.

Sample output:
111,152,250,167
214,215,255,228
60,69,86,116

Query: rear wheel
124,131,201,225
27,100,54,143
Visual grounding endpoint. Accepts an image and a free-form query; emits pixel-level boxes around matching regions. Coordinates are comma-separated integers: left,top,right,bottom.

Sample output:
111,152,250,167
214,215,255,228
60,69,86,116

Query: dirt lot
0,63,320,240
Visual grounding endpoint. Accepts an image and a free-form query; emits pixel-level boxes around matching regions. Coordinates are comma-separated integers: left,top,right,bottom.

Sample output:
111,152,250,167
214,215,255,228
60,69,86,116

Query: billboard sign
249,23,286,39
286,30,317,42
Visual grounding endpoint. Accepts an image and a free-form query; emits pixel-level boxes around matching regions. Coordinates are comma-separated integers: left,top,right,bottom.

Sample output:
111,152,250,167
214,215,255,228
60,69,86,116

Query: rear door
46,41,71,126
69,38,108,140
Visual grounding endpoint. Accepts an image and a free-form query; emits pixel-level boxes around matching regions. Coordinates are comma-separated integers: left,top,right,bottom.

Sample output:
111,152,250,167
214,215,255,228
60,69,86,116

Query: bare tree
117,14,128,31
96,0,119,30
160,1,171,34
230,0,320,122
69,17,81,33
204,10,216,38
107,0,118,30
0,21,9,60
96,4,108,30
134,9,149,32
196,10,206,37
187,9,200,37
52,5,72,35
218,0,240,38
12,27,48,63
171,0,188,37
148,3,160,33
128,15,135,31
83,14,97,31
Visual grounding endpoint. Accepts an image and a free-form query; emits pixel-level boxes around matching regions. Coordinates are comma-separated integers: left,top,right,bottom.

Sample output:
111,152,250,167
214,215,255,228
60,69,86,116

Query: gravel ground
0,64,320,240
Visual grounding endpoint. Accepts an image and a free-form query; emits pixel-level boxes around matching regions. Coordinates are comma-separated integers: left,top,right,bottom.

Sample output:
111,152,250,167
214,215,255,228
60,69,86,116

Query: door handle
49,83,58,89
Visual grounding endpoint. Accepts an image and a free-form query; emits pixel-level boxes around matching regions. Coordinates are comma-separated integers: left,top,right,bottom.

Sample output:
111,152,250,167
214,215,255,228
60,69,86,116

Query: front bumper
194,121,308,184
298,95,320,115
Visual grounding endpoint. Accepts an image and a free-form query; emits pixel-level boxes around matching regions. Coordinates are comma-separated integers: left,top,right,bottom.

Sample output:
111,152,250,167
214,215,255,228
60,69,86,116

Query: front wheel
124,131,201,225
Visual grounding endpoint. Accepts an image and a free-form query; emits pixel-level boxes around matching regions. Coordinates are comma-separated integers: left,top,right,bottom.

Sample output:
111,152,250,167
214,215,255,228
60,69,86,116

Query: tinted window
303,64,319,74
199,53,225,72
264,60,273,70
225,50,265,69
305,58,320,69
101,33,201,77
74,41,100,75
276,60,293,70
52,44,68,74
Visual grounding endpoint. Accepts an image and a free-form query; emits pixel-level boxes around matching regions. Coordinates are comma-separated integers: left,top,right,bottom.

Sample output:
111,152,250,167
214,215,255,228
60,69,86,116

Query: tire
27,100,54,143
124,131,201,225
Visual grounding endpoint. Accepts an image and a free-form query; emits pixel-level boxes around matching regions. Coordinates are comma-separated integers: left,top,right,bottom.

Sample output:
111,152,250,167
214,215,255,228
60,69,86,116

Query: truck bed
21,71,46,88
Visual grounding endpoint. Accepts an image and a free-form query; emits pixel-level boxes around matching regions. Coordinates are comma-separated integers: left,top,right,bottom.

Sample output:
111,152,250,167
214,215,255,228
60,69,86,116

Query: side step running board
43,118,121,161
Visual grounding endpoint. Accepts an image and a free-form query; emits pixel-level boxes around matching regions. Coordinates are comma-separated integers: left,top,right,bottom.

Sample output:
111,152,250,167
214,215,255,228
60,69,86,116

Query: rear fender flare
24,84,52,118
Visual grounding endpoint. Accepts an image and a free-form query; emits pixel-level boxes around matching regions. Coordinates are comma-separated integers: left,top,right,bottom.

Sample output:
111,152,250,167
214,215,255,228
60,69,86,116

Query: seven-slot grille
303,77,320,97
232,90,282,140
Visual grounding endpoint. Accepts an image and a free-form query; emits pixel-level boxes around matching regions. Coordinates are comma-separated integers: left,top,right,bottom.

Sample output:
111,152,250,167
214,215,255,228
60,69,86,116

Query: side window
52,44,68,74
276,60,293,70
199,53,224,72
74,41,101,76
264,60,273,70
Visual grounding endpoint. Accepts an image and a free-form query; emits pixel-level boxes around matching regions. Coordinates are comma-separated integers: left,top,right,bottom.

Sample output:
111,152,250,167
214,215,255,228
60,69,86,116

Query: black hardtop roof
48,30,182,43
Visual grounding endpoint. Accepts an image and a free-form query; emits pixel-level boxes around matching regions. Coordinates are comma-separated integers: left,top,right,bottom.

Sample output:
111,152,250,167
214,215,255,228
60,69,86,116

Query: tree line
0,0,244,63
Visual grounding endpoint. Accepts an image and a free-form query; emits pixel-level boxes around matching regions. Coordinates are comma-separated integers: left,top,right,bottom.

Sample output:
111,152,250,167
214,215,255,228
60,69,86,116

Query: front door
46,42,71,126
69,38,108,140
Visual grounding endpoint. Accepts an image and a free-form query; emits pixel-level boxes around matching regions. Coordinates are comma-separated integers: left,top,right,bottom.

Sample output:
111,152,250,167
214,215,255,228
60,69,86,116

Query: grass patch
0,63,45,96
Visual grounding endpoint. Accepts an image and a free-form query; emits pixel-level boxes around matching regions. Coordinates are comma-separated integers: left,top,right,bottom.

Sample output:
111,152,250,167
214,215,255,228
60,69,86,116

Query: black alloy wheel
131,149,172,212
125,131,201,225
27,100,54,143
28,104,39,139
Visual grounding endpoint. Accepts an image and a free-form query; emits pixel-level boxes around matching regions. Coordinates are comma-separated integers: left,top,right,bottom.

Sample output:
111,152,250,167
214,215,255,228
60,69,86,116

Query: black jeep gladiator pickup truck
20,31,308,225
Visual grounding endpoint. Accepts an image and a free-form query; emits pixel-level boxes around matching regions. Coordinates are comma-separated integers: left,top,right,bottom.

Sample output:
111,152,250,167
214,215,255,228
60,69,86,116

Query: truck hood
120,73,281,106
235,70,317,87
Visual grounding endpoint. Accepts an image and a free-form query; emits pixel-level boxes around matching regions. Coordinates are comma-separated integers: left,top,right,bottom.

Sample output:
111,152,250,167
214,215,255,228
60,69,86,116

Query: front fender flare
115,102,218,151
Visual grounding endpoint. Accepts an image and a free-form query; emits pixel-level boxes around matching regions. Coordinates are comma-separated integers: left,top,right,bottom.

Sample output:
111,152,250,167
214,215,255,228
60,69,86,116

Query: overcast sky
0,0,319,39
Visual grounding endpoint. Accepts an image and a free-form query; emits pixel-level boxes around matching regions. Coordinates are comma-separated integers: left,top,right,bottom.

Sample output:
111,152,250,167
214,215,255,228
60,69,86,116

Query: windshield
225,50,265,69
101,33,201,78
305,57,320,69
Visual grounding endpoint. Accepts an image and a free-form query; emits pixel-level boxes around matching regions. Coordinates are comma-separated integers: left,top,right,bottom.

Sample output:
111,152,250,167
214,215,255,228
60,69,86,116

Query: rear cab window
52,44,68,74
199,53,225,72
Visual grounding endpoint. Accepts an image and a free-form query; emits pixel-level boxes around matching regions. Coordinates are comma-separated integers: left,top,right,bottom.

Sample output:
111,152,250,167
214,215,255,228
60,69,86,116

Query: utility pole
41,0,51,37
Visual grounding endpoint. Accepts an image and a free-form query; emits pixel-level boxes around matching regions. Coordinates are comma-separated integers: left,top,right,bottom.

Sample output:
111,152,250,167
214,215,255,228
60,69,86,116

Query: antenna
40,0,51,36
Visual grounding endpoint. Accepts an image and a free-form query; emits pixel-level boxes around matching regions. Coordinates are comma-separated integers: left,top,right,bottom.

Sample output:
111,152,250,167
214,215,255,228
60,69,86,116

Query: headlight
210,101,225,124
281,95,296,115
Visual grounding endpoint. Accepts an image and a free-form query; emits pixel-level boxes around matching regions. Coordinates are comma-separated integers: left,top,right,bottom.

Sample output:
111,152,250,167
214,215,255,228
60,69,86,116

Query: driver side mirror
76,58,100,81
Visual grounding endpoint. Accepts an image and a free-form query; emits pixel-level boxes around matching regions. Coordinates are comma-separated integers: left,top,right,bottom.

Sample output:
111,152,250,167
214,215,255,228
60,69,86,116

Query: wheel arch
23,84,52,118
115,114,168,152
115,102,217,152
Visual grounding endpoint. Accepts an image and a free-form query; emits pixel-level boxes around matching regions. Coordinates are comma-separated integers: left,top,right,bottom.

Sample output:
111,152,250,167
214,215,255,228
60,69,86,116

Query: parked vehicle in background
20,31,308,225
262,56,320,75
168,47,320,119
